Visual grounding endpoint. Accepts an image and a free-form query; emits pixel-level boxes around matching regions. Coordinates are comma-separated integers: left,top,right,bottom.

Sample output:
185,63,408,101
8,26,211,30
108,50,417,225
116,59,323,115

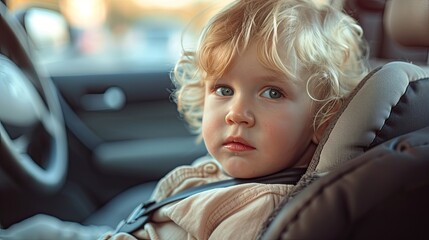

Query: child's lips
223,137,256,152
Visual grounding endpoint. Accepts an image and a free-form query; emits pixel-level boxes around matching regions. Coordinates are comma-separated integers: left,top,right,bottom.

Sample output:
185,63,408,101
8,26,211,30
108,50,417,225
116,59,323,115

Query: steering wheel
0,3,67,194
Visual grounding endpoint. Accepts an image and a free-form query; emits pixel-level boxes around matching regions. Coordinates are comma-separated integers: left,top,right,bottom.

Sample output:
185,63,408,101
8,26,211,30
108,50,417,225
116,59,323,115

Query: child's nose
225,99,255,127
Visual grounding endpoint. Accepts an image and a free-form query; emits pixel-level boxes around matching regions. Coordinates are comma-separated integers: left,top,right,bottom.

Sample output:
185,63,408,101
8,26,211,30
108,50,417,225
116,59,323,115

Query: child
1,0,368,239
103,0,369,239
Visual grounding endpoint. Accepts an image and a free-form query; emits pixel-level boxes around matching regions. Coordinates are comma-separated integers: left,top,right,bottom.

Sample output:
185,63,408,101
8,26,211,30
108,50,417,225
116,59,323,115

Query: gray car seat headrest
310,61,429,173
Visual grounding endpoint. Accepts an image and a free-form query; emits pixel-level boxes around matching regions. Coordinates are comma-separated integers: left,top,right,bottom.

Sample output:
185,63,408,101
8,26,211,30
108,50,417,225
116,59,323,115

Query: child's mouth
223,137,256,152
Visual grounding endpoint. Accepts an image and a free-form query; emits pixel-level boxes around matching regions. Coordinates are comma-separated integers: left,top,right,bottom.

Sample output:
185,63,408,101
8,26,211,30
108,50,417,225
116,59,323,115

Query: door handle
80,86,126,111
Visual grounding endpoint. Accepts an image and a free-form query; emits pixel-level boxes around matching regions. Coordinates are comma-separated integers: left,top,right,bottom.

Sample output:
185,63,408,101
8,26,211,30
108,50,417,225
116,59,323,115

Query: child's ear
312,100,342,144
312,120,330,144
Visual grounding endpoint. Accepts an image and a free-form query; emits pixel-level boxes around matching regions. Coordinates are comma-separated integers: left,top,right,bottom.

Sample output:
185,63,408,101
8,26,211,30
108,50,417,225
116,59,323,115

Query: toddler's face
202,44,317,178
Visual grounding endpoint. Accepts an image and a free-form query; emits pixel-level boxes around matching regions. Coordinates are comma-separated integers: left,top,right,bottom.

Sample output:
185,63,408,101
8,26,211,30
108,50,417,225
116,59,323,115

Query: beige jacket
103,158,293,240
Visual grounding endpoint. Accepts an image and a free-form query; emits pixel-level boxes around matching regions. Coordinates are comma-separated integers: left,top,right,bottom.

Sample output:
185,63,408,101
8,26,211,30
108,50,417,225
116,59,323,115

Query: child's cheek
202,111,219,142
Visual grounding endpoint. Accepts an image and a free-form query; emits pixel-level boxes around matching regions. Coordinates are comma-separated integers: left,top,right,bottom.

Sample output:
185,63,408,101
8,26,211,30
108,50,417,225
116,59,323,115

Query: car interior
0,0,429,239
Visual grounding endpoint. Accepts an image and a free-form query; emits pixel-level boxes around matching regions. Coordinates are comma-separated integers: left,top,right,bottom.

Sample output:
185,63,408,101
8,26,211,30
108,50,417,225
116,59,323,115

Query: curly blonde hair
171,0,369,137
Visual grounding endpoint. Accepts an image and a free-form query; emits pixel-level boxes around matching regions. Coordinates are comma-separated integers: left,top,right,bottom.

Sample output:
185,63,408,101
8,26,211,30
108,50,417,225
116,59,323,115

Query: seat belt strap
113,167,306,234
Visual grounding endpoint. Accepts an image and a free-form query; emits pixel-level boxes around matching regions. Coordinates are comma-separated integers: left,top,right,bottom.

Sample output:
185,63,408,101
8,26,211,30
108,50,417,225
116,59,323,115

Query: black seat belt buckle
113,200,156,234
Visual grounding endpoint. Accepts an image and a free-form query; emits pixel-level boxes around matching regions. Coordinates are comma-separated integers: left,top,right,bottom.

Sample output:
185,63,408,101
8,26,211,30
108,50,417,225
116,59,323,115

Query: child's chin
224,168,261,179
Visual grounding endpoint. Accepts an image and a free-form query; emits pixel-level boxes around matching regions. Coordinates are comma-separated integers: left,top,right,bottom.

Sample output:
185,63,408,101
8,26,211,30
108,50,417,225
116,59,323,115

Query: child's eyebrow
260,74,297,88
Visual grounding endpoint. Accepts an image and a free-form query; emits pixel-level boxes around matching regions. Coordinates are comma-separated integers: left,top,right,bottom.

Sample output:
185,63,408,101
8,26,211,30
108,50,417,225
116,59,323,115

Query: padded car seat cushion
311,61,429,173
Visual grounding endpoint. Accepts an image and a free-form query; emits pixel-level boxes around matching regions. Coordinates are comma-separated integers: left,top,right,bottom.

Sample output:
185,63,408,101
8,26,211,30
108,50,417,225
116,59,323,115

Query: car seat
344,0,429,68
259,0,429,238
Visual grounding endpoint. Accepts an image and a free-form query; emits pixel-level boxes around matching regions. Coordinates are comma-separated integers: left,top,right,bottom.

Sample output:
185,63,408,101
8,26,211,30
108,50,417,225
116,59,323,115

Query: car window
7,0,235,74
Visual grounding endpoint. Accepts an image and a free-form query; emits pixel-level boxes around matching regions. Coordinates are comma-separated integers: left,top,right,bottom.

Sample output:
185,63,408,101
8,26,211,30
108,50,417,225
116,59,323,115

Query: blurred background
7,0,238,74
7,0,332,74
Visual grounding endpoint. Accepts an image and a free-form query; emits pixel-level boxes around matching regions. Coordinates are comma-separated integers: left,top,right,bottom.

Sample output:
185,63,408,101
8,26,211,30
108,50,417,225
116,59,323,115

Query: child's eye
261,88,284,99
215,86,234,96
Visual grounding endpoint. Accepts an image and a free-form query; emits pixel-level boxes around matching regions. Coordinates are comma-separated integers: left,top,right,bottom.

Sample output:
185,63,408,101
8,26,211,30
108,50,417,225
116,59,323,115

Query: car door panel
51,70,207,192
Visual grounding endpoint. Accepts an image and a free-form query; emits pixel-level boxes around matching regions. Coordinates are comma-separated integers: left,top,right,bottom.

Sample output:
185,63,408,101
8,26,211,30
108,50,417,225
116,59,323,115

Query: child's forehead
199,39,304,86
208,54,302,84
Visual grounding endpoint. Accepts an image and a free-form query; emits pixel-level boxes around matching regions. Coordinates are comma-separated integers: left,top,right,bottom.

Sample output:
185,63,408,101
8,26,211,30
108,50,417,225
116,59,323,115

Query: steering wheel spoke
11,135,30,155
